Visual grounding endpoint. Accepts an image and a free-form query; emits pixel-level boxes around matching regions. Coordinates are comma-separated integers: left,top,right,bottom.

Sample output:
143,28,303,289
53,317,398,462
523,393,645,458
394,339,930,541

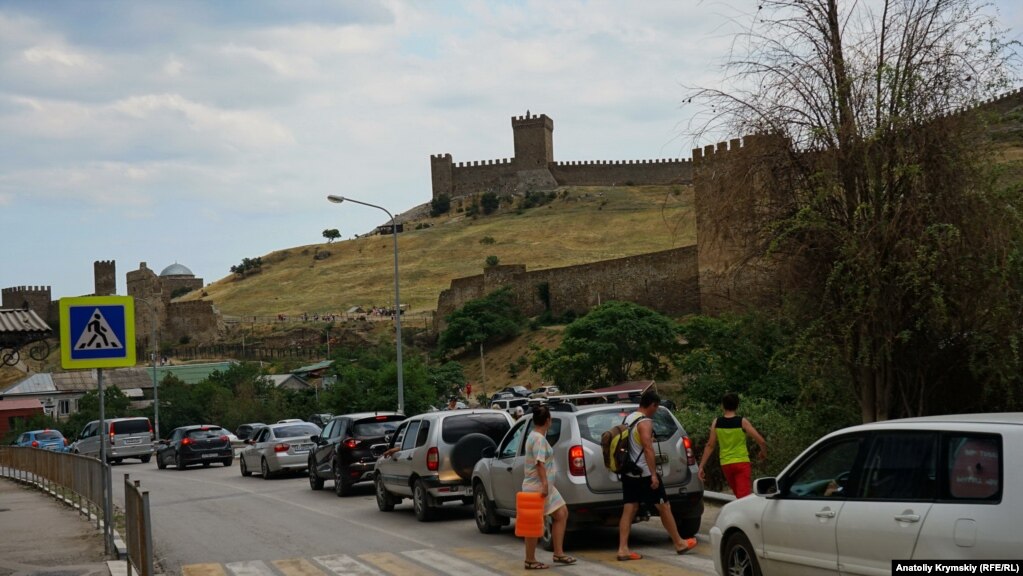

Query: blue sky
2,0,1022,300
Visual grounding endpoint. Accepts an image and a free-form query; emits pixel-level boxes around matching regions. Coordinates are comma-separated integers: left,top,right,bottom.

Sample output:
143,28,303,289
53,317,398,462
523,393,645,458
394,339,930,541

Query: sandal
552,555,577,565
676,537,698,555
616,552,643,561
524,560,550,570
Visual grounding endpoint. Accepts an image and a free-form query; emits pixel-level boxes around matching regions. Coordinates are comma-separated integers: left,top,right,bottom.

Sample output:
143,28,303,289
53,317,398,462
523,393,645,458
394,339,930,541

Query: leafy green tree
484,255,500,268
438,287,523,354
230,256,263,278
322,228,341,243
532,301,680,392
430,194,451,217
480,192,500,215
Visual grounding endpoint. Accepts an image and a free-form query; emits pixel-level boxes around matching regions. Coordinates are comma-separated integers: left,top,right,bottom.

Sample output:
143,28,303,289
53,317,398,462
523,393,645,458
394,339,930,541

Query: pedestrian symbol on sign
74,309,124,351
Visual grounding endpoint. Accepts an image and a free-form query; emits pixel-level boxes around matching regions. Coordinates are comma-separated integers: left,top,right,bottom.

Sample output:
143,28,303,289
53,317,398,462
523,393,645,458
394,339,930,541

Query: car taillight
344,439,358,450
181,438,192,446
274,443,290,453
110,431,116,445
569,445,585,476
219,435,229,443
31,440,39,448
683,436,696,466
427,447,439,471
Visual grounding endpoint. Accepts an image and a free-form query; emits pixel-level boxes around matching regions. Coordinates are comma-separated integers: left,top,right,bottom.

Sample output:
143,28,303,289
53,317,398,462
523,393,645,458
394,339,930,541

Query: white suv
712,413,1020,576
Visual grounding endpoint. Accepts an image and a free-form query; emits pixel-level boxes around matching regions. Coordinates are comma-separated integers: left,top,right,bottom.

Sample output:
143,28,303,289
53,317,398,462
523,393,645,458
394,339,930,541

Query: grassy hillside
190,186,695,317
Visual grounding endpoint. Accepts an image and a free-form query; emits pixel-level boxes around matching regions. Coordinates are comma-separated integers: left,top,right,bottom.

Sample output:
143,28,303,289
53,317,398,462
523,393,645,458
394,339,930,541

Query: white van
72,417,154,463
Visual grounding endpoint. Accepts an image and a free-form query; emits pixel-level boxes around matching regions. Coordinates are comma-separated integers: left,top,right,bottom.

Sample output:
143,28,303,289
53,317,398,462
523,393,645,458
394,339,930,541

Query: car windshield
273,424,320,438
112,419,150,435
353,417,403,439
577,407,680,444
36,431,63,440
441,414,510,445
186,428,225,439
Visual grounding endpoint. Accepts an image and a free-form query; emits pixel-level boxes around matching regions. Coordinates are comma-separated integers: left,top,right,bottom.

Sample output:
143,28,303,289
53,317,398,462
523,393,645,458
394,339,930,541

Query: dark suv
156,425,234,470
308,412,405,496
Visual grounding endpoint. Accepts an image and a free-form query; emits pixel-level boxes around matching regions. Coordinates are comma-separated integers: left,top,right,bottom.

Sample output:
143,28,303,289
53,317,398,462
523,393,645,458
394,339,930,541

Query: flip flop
677,537,698,555
616,552,643,561
552,555,577,565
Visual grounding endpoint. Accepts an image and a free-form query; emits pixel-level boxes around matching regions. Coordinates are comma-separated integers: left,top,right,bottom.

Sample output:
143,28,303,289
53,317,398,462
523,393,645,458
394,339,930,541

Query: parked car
489,392,516,403
308,412,405,496
491,398,529,413
155,425,234,470
472,399,704,549
234,423,265,441
277,418,305,424
374,409,514,521
239,422,322,479
308,413,334,427
14,429,69,452
710,413,1022,576
530,386,560,398
72,417,154,463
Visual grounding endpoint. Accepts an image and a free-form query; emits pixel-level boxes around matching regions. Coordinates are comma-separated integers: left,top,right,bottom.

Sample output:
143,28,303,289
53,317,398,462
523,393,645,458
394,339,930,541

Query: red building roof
0,398,44,411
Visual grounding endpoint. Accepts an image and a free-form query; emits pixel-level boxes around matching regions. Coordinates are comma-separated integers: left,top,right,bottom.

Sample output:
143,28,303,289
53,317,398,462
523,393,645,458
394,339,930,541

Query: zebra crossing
180,541,717,576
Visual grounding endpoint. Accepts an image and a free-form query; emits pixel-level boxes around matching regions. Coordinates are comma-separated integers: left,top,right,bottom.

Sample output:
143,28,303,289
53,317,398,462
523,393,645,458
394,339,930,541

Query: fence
0,446,106,529
124,473,154,576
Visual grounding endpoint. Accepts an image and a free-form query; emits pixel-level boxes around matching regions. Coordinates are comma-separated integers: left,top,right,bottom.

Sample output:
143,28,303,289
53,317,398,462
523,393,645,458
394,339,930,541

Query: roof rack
539,391,643,412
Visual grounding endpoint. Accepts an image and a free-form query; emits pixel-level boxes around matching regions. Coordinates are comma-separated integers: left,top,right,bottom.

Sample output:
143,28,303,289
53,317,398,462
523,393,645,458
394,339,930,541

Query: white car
712,413,1020,576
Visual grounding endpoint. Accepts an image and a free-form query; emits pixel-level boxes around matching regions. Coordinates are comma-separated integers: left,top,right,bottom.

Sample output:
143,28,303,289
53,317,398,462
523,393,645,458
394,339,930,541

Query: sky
2,0,1022,300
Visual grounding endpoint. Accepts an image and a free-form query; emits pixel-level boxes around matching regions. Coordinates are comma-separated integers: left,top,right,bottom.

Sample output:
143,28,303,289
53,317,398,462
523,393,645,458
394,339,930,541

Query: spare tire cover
450,433,497,481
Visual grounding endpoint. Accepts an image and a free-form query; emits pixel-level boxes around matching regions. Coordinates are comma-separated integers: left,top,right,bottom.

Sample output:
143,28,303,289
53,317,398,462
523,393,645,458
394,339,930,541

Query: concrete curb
703,490,736,503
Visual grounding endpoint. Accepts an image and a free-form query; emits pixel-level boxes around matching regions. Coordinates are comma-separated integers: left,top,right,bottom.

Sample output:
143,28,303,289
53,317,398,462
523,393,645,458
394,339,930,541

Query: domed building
158,262,204,298
126,261,221,350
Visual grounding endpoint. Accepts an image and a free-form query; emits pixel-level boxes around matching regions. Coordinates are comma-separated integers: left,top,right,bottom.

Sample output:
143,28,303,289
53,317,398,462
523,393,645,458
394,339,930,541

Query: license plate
293,449,309,455
655,454,669,465
125,438,142,445
201,453,217,458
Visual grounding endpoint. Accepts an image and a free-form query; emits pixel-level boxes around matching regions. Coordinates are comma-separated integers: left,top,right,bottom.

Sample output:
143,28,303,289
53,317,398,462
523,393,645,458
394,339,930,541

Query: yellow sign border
60,296,137,369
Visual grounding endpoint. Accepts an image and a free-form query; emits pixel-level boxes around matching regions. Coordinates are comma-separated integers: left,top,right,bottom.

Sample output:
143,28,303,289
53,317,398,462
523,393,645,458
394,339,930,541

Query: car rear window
36,431,64,440
353,416,404,439
577,407,680,444
441,414,510,445
274,424,321,438
945,434,1002,502
187,428,226,440
112,419,151,435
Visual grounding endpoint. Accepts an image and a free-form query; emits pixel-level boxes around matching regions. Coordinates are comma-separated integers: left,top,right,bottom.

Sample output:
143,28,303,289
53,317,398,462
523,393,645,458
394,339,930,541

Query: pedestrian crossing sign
60,296,136,369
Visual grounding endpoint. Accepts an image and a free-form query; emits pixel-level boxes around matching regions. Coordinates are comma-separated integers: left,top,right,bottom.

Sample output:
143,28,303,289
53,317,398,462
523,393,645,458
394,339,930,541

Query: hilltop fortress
431,112,691,200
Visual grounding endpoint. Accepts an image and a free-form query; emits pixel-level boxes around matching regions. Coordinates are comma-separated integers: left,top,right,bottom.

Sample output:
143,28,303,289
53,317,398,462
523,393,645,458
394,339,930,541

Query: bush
485,255,500,268
480,192,500,215
479,236,496,245
430,194,451,217
518,190,555,210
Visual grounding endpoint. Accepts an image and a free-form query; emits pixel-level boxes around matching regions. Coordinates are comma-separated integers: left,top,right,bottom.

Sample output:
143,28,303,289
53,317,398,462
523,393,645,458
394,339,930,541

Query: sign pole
98,367,112,556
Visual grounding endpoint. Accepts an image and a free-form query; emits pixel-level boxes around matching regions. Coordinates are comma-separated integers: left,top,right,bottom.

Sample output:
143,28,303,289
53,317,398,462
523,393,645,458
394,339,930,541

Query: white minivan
72,417,155,464
712,413,1020,576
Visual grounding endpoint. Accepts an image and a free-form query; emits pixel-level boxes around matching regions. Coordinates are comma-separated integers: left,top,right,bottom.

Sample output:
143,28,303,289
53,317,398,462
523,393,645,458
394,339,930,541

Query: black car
308,412,405,496
156,425,234,470
234,423,265,441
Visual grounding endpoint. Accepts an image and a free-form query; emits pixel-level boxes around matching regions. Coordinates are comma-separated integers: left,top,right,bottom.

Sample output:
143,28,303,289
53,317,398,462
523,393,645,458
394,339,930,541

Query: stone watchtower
512,112,554,169
94,260,116,296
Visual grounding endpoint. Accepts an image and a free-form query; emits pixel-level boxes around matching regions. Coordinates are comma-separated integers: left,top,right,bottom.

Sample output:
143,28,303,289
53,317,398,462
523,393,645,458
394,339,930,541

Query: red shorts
722,462,752,498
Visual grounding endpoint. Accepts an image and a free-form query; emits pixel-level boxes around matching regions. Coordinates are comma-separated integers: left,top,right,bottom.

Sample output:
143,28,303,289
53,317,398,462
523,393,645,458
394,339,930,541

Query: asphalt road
109,459,718,576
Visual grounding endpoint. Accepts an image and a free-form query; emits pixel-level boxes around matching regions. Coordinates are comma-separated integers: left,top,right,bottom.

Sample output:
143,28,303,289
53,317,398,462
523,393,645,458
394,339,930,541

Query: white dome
159,263,194,277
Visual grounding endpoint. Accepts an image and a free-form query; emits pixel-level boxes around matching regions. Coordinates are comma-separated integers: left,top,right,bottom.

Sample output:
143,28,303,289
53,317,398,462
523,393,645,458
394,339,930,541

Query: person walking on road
522,405,575,570
697,392,767,498
617,390,697,561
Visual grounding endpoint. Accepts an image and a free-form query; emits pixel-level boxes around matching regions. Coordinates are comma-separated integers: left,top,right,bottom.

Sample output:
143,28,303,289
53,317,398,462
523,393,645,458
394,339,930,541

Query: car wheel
334,467,353,497
261,458,271,480
413,479,435,522
175,452,185,470
140,455,151,464
375,474,395,512
724,531,762,576
309,462,324,490
222,457,233,467
156,453,166,470
473,483,502,534
202,461,211,467
240,457,251,477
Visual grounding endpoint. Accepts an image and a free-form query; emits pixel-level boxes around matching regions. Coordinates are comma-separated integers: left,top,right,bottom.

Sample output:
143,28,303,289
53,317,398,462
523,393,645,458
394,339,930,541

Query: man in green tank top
697,393,767,498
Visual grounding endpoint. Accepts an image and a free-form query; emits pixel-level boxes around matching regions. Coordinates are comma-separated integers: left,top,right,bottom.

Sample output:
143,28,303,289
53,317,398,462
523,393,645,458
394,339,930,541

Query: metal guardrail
124,473,154,576
0,446,107,530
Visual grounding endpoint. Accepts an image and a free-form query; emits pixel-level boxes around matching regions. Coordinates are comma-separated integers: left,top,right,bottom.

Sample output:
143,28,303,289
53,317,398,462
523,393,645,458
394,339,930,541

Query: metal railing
124,473,154,576
0,446,107,531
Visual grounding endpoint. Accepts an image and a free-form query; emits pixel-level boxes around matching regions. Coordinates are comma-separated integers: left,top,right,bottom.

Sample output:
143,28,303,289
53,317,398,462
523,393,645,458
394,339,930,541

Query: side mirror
245,439,254,445
754,477,779,498
310,435,321,444
481,446,496,459
383,432,394,445
370,443,387,458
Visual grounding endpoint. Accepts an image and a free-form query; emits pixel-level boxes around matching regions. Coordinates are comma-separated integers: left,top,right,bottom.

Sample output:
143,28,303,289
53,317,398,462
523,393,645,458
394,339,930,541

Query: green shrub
479,236,496,245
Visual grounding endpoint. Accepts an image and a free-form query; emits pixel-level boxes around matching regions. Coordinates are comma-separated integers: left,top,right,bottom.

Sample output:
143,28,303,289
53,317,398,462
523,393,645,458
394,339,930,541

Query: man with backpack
615,390,697,561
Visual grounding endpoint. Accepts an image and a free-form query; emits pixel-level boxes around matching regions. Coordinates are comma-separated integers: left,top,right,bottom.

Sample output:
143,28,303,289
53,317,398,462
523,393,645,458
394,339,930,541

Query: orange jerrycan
515,491,544,538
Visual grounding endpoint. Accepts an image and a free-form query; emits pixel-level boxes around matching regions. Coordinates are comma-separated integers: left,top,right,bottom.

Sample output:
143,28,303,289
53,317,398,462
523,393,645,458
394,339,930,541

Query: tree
484,255,500,268
430,194,451,217
438,287,523,354
689,0,1023,421
480,192,500,215
531,301,681,392
230,256,263,278
322,229,341,243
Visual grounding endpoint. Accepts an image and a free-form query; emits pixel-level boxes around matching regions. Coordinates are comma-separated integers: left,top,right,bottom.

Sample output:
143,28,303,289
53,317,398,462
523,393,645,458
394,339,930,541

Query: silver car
374,409,513,521
72,417,155,463
472,400,704,549
239,422,321,479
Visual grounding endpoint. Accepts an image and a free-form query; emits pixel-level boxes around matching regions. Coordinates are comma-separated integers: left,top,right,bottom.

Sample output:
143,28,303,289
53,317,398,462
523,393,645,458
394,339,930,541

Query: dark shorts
621,474,668,505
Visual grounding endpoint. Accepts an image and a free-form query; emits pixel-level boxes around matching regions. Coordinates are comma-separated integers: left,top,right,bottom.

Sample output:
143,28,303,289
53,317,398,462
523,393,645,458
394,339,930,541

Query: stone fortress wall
126,262,222,349
1,286,53,322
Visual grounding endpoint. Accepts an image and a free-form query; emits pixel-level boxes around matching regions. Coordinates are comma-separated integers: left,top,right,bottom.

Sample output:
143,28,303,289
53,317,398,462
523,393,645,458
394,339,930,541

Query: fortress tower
1,285,53,322
94,260,116,296
511,112,554,169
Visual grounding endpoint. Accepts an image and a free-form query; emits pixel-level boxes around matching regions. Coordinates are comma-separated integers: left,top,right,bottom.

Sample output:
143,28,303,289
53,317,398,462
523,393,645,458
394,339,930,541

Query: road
109,459,719,576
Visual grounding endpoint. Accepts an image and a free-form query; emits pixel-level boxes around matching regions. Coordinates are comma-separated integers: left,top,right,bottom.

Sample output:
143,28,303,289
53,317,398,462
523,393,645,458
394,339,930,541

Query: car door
491,420,529,511
837,431,937,576
379,421,410,494
760,435,865,576
245,428,268,468
312,420,337,477
78,422,98,455
161,428,181,464
391,420,422,497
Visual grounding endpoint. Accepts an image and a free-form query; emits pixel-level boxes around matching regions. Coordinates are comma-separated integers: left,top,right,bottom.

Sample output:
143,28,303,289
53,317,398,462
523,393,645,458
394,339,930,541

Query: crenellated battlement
454,158,514,168
553,158,691,166
2,285,51,295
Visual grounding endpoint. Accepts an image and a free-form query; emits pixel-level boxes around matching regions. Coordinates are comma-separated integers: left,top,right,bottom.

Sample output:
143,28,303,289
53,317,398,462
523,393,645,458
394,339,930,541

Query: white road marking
489,542,657,576
652,552,717,574
226,561,276,576
313,555,384,576
401,549,502,576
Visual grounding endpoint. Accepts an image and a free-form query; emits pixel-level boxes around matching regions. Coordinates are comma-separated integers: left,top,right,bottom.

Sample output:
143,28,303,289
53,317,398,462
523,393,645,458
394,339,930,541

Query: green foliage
230,256,263,278
480,192,500,215
322,229,341,243
518,190,556,210
479,236,496,245
438,287,524,354
531,301,680,392
64,387,135,438
507,355,529,377
430,194,451,217
484,255,500,268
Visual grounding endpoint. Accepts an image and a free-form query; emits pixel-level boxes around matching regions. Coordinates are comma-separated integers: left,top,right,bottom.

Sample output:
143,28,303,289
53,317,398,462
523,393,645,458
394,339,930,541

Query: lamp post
327,195,405,414
135,297,161,438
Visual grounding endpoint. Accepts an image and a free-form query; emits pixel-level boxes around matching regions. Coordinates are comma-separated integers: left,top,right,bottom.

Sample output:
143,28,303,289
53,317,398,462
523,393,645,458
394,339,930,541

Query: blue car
14,429,69,452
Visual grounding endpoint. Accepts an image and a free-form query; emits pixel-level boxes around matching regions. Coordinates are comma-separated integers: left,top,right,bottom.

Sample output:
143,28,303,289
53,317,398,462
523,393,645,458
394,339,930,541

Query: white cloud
22,45,93,68
163,55,184,77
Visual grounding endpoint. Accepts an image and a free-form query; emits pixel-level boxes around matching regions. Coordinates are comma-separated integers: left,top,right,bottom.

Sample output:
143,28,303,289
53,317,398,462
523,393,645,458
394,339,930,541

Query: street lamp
135,297,161,439
326,194,405,414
